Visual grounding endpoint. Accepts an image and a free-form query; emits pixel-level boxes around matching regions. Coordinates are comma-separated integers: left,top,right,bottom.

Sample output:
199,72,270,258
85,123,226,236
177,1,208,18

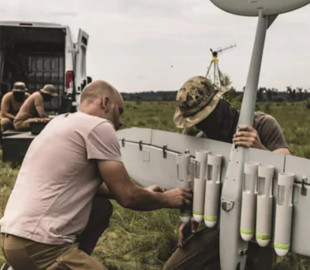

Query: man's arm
97,160,192,211
97,181,167,199
1,95,15,120
34,95,48,118
232,125,291,154
273,148,290,155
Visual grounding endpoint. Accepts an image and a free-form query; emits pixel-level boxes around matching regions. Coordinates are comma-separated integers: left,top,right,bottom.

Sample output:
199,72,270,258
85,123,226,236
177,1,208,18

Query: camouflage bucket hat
41,84,58,96
174,76,229,128
12,82,27,92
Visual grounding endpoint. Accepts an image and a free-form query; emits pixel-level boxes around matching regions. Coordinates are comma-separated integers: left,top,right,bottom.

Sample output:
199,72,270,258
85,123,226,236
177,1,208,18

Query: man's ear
101,97,110,111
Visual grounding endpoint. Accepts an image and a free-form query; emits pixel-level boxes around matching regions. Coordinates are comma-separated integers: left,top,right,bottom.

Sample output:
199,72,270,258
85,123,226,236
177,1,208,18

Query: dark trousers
163,227,274,270
77,196,113,255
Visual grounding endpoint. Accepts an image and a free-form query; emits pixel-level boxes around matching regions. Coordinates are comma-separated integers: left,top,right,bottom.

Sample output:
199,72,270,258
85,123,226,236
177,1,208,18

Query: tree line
121,87,310,102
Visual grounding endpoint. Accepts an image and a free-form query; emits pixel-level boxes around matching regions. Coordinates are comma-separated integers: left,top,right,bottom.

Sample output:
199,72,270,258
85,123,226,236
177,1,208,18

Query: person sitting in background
163,75,290,270
0,82,30,132
13,84,58,131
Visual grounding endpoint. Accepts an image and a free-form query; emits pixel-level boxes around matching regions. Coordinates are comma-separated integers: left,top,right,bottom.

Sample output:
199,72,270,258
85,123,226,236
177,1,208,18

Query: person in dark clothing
163,75,290,270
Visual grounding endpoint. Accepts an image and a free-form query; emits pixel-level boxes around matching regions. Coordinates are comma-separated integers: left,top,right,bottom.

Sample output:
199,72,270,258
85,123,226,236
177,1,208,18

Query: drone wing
117,127,310,260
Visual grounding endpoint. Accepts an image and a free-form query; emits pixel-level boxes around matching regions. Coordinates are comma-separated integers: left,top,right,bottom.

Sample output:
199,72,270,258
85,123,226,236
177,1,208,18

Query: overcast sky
1,0,310,92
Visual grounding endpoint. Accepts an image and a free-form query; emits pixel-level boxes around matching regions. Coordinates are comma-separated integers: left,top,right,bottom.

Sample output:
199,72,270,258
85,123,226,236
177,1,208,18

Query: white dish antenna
210,0,310,16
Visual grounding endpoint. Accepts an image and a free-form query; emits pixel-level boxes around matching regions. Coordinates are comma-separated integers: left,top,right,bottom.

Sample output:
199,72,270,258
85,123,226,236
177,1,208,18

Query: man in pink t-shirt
0,80,192,270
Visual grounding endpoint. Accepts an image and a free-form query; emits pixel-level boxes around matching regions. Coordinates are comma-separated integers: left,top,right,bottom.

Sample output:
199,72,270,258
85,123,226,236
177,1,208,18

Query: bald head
81,80,119,103
79,80,124,129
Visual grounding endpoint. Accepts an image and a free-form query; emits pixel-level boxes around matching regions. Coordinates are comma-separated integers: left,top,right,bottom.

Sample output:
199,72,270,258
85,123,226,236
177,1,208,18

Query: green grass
0,150,19,263
122,101,177,132
256,102,310,158
0,101,310,269
93,205,179,270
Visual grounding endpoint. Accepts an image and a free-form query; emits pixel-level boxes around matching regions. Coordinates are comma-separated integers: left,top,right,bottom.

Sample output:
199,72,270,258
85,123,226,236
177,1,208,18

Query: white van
0,21,90,113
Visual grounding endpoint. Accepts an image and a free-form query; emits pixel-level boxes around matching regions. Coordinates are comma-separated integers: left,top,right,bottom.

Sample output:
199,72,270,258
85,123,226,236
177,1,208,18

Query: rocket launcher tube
204,154,222,228
176,154,192,224
193,151,209,223
240,162,259,241
274,173,294,256
256,165,274,247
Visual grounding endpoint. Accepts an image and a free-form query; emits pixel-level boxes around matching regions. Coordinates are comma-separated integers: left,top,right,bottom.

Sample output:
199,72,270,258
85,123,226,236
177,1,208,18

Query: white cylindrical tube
204,154,222,228
256,165,274,247
193,151,209,223
274,173,294,256
240,162,259,241
176,154,192,224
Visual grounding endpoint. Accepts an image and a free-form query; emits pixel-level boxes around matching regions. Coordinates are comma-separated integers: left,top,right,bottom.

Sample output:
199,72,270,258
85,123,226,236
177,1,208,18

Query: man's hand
145,185,166,193
35,118,50,123
164,187,192,208
178,219,199,247
233,125,266,150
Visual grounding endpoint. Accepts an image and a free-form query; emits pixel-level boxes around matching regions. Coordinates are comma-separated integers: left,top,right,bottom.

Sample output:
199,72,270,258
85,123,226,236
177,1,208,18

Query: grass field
0,100,310,269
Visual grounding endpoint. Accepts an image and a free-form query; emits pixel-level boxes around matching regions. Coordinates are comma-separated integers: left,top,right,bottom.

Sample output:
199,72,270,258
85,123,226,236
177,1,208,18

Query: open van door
74,29,89,108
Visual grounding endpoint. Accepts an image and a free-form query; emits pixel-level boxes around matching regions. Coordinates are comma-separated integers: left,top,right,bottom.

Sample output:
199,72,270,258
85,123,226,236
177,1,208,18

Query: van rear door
74,29,89,108
60,26,75,113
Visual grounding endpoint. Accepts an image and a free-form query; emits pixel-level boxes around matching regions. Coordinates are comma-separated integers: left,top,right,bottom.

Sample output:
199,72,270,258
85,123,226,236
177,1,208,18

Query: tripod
205,44,236,86
206,49,222,86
